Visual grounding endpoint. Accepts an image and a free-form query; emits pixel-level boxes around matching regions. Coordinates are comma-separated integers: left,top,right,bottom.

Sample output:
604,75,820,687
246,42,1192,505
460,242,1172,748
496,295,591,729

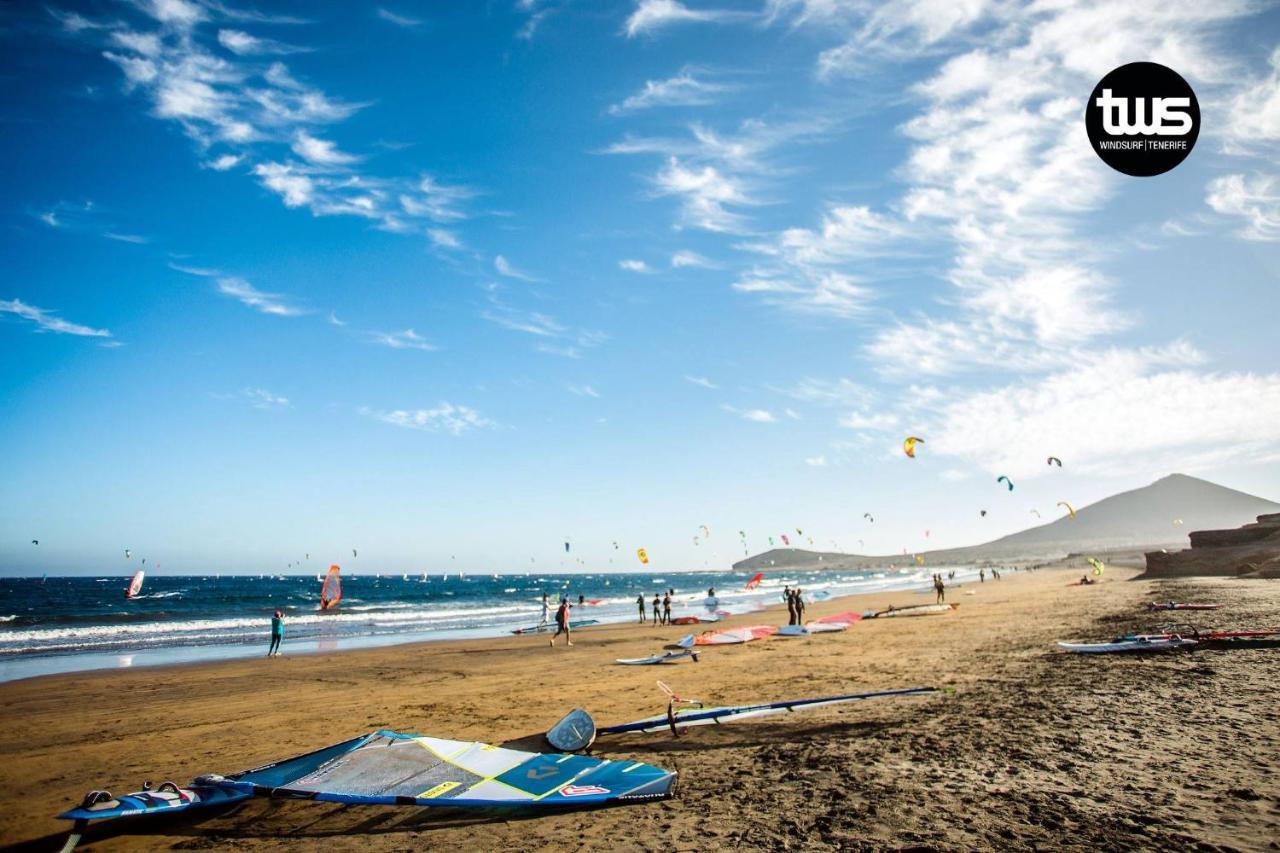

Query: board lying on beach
511,619,599,635
57,781,249,822
867,603,956,618
777,625,809,637
1145,602,1222,611
1057,637,1198,654
598,687,948,735
616,649,699,665
693,625,777,645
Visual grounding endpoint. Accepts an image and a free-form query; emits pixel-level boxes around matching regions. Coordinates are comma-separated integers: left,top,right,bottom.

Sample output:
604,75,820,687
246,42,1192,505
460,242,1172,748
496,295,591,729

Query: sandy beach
1,567,1277,852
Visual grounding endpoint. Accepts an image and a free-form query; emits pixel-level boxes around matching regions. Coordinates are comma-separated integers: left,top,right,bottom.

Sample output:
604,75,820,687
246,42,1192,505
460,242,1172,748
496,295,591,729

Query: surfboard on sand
616,650,699,665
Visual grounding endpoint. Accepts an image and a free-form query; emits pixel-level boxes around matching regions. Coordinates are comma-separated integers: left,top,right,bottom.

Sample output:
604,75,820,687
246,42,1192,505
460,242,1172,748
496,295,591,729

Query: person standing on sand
663,592,672,624
268,610,284,657
785,587,796,624
539,593,550,627
794,589,806,624
653,593,663,625
550,598,573,647
934,574,945,603
979,567,986,583
637,593,647,623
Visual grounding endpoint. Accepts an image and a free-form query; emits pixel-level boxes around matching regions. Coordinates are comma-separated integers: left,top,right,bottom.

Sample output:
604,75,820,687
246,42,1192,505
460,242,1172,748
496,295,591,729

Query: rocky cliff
1141,513,1280,578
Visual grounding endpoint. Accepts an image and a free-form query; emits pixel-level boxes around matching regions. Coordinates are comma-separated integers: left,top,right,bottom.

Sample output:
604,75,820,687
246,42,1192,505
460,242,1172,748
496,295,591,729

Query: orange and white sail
320,565,342,610
125,570,144,599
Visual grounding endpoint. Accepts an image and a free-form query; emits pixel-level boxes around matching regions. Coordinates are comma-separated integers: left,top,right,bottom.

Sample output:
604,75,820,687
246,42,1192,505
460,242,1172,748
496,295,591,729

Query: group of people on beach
636,591,673,624
783,586,806,625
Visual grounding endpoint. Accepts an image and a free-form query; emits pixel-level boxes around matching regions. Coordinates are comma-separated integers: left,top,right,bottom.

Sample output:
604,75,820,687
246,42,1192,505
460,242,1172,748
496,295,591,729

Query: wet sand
1,568,1277,852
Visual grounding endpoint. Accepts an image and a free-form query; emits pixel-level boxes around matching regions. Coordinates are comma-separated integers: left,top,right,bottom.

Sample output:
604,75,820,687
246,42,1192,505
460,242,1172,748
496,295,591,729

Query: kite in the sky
1087,558,1105,576
903,436,924,458
1047,456,1062,467
31,539,38,545
636,548,649,565
864,513,874,523
1057,501,1077,519
979,510,987,517
997,476,1014,491
1029,509,1041,519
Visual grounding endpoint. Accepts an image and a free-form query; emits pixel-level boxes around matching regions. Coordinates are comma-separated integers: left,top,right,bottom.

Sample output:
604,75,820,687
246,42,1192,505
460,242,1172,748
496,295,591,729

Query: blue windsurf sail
219,730,675,807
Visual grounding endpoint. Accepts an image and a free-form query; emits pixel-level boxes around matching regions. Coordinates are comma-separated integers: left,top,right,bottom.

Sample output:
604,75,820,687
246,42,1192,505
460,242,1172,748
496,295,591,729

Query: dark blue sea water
0,565,959,681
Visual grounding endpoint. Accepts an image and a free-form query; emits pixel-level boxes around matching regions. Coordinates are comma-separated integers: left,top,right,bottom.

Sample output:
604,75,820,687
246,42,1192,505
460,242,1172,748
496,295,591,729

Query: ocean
0,565,969,682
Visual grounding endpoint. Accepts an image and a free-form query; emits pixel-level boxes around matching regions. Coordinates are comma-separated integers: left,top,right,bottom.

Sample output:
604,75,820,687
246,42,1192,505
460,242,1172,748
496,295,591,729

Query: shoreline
0,566,977,684
2,566,1275,851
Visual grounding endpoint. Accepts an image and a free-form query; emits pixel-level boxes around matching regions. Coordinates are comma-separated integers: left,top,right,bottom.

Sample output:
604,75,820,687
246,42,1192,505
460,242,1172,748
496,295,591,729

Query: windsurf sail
125,570,144,599
868,603,955,618
814,611,863,626
512,619,599,635
599,687,948,736
213,730,675,807
744,572,764,590
693,625,777,645
320,565,341,610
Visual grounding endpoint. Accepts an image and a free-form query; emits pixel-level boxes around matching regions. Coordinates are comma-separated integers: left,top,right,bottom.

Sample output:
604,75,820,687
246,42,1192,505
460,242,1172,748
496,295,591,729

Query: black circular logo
1085,62,1199,177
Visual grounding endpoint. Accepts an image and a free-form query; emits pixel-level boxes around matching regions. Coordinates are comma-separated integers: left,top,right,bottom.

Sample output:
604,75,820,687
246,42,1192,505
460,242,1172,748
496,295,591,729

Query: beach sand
1,568,1277,851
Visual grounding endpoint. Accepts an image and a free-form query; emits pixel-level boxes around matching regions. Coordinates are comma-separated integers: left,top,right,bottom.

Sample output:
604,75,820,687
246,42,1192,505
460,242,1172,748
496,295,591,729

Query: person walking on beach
662,592,672,625
637,593,647,623
794,589,806,624
550,597,573,647
539,593,550,628
785,587,796,624
267,610,284,657
653,593,663,625
934,574,945,603
979,567,986,583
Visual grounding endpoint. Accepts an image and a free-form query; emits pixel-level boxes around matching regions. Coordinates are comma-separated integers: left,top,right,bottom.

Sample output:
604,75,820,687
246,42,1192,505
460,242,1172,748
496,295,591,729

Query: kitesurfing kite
864,513,874,523
699,525,710,538
903,436,924,458
1058,501,1077,519
979,510,987,517
1087,558,1105,576
31,539,38,545
743,572,764,590
997,475,1014,491
781,534,790,546
320,565,342,610
1047,456,1062,467
1030,509,1041,518
636,548,649,565
124,549,131,559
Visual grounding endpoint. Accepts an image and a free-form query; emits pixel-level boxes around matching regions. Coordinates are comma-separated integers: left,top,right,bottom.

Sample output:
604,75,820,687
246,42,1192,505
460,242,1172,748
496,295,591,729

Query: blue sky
3,0,1280,575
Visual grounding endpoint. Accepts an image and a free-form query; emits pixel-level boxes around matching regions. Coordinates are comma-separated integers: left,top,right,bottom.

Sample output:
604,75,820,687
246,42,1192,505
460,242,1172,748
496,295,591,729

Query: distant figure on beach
707,586,716,598
993,568,1001,580
662,593,671,624
1079,575,1095,585
948,570,955,581
785,588,797,624
934,574,945,603
979,568,986,583
550,598,573,646
267,610,284,657
637,593,647,623
794,589,806,624
578,594,585,606
539,593,550,627
653,593,663,625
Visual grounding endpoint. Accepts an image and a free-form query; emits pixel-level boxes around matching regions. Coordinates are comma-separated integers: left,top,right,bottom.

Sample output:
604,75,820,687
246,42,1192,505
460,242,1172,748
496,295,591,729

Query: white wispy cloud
804,455,827,467
619,259,653,273
361,402,493,435
0,298,112,338
207,153,243,170
684,374,718,389
609,69,728,114
721,404,777,423
568,384,601,397
1222,46,1280,157
376,8,424,28
169,262,220,277
216,29,307,56
327,312,346,326
242,387,290,409
779,377,874,407
371,328,437,351
928,345,1280,479
481,302,565,337
215,277,306,317
671,250,716,268
494,255,540,282
291,131,358,166
1206,173,1280,242
427,228,462,249
624,0,737,38
104,232,148,244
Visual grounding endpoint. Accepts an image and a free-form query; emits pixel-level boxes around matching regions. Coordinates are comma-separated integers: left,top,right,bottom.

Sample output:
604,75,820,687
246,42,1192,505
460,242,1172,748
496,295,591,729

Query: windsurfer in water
550,597,573,647
268,610,284,657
